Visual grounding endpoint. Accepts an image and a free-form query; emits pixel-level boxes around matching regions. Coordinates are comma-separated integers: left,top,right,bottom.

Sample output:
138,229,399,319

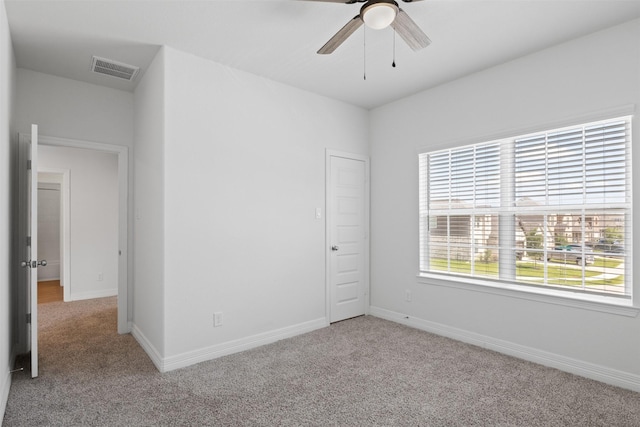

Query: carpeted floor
4,297,640,426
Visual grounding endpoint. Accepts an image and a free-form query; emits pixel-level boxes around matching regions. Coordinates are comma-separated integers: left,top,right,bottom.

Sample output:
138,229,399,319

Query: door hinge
27,160,32,170
26,236,31,247
26,313,31,324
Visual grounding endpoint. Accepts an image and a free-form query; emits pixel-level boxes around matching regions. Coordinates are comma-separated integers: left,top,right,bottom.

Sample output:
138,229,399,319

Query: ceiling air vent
90,56,140,81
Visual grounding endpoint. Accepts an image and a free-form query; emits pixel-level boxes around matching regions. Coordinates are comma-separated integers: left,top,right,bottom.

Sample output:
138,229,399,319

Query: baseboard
161,318,328,373
130,324,164,372
70,288,117,301
0,347,15,422
0,370,9,423
369,306,640,393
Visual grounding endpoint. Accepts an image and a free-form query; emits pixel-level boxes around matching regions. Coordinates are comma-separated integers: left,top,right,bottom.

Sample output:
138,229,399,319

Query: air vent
90,56,140,81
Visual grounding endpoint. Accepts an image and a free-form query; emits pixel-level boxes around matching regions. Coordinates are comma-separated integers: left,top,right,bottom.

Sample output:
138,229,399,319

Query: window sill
416,273,639,318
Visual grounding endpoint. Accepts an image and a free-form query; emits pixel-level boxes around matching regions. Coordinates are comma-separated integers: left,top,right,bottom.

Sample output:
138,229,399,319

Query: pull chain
392,30,396,68
363,26,367,80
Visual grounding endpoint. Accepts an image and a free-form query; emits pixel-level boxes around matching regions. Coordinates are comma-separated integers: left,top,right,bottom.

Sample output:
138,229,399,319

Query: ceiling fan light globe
362,3,398,30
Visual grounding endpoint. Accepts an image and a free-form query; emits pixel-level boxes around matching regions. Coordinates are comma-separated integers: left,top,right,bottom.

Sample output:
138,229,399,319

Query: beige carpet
4,297,640,426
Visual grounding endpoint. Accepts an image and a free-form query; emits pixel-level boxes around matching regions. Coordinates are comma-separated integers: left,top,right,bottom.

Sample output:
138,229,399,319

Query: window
419,117,632,299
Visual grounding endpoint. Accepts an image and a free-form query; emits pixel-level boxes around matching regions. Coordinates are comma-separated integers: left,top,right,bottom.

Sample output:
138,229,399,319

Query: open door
18,124,43,378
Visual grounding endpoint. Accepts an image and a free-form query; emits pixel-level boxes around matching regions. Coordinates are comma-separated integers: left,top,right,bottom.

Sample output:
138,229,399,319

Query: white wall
369,19,640,389
0,0,16,418
152,46,369,368
15,69,133,146
38,145,118,300
132,47,166,361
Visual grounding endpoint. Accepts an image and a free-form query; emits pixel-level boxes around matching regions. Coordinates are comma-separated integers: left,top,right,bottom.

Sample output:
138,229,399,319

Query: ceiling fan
306,0,431,55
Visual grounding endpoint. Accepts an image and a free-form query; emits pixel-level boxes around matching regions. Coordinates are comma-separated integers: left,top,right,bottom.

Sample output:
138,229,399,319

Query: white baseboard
133,318,328,373
369,306,640,393
0,371,9,423
162,317,327,373
0,347,14,422
70,288,117,301
130,324,164,371
37,277,61,282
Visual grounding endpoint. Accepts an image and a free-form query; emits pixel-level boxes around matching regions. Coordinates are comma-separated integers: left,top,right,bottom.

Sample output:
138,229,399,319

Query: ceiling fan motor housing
361,0,399,29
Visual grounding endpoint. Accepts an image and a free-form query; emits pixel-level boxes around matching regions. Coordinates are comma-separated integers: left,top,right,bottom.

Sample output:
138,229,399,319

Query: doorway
325,150,370,323
37,181,61,289
16,130,128,377
37,169,69,303
38,135,129,334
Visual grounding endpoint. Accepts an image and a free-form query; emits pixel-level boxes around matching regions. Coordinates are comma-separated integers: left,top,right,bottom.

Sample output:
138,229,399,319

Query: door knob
331,246,339,251
20,260,47,268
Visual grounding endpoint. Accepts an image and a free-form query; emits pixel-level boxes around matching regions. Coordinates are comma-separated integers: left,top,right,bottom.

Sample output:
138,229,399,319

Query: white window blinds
426,143,500,210
419,116,632,298
514,119,629,208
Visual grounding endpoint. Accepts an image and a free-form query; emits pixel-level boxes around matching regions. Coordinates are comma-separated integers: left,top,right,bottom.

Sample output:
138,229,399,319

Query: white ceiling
5,0,640,109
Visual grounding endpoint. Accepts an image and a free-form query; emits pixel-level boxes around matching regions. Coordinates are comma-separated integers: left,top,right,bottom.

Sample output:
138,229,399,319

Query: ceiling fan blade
390,9,431,51
317,16,364,54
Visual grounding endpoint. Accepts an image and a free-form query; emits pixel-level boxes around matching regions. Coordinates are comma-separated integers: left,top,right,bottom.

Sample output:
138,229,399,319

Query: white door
18,125,41,378
327,153,369,323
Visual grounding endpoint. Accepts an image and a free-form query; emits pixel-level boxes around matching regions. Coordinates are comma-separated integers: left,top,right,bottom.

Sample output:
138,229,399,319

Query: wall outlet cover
214,312,223,327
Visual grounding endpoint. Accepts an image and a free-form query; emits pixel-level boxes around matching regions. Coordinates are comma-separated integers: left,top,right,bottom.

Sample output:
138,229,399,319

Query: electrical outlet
97,272,104,282
213,312,223,327
405,289,412,302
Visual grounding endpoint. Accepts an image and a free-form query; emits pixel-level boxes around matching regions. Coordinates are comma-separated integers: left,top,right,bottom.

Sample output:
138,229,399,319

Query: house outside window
419,116,632,299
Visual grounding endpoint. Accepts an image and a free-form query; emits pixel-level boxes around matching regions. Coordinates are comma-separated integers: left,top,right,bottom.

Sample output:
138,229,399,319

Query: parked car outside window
547,245,595,265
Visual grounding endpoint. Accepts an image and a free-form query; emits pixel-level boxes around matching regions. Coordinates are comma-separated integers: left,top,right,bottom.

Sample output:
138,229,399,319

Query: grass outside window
429,256,625,292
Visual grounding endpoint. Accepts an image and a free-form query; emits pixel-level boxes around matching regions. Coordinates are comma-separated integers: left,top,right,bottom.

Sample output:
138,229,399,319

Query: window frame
417,112,635,312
